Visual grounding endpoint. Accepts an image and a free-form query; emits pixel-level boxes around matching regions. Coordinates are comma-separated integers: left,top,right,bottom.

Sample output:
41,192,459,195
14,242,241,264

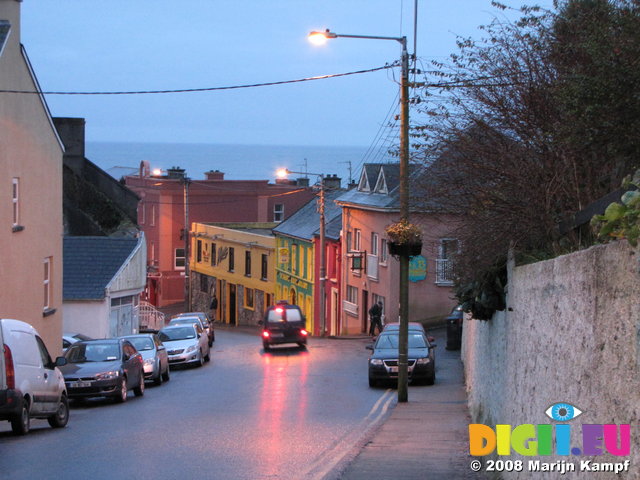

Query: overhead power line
0,64,398,95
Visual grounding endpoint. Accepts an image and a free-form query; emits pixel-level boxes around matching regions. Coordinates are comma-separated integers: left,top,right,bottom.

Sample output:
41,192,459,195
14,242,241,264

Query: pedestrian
210,293,218,321
368,301,383,336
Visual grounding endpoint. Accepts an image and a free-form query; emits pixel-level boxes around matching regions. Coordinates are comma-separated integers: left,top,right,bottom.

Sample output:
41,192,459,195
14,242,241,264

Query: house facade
189,222,277,327
63,235,147,339
0,0,65,354
124,167,315,308
336,163,458,335
273,185,343,336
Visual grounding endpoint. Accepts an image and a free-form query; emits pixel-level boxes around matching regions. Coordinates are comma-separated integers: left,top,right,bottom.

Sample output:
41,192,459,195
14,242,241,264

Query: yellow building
0,0,65,354
189,223,277,326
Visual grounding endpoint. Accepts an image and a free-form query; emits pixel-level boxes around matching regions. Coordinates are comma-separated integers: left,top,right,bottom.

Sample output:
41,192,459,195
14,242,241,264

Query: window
274,204,284,222
354,229,361,251
228,247,235,272
43,257,51,310
200,274,208,293
245,250,252,276
12,177,19,228
174,248,185,270
261,254,268,280
436,238,459,285
139,202,145,225
150,205,156,226
346,231,353,252
244,287,254,309
380,238,388,264
211,243,217,266
292,244,298,275
346,285,358,305
197,240,203,263
371,232,379,256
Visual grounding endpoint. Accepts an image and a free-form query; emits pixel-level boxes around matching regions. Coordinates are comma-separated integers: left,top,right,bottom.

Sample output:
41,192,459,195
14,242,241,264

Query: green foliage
455,259,508,321
591,169,640,246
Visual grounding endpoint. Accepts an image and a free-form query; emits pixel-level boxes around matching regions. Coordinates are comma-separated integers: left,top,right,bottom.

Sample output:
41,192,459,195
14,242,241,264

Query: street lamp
277,168,327,337
309,28,411,402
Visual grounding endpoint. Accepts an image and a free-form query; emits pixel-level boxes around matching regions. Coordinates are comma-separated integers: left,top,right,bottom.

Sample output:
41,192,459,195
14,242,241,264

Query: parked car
159,323,210,367
121,333,170,386
382,322,427,334
366,330,436,387
259,301,308,351
62,332,93,352
59,338,145,403
445,304,464,351
169,312,215,346
0,319,69,435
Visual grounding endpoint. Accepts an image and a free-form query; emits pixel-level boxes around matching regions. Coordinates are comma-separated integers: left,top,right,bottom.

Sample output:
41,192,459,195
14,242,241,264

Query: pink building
125,165,315,307
336,163,459,335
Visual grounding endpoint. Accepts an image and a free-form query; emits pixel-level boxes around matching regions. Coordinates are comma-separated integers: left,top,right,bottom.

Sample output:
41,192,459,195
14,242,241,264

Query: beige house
0,0,65,354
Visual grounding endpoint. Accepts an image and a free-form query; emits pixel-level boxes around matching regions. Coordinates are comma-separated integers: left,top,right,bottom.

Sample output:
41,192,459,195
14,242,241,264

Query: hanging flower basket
388,241,422,257
385,220,423,257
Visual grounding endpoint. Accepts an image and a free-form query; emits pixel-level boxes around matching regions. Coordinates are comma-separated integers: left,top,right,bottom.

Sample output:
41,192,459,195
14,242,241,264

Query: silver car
121,333,170,385
169,313,214,347
159,324,210,368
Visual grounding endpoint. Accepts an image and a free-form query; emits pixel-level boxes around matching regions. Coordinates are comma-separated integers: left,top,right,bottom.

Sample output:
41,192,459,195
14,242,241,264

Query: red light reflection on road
258,351,309,475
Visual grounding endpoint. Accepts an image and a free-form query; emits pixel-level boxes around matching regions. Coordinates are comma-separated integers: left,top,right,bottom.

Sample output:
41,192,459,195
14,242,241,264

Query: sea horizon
85,140,394,186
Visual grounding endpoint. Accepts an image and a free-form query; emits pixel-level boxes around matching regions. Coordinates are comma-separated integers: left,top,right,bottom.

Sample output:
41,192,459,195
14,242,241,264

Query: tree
412,0,640,319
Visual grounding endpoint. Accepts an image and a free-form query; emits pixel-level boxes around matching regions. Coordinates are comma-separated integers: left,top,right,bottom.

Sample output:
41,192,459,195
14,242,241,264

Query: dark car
59,339,145,403
367,331,436,387
445,305,464,350
259,301,308,351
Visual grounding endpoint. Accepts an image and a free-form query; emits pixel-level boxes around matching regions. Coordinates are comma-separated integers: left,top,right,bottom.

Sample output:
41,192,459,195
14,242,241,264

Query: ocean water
86,141,379,186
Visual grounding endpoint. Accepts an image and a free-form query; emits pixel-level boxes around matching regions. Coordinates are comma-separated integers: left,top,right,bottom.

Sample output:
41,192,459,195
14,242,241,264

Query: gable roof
272,189,344,241
63,236,141,300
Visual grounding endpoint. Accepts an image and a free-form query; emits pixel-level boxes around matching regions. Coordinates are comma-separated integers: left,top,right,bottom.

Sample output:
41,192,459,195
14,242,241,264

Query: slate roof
272,189,344,241
63,236,140,300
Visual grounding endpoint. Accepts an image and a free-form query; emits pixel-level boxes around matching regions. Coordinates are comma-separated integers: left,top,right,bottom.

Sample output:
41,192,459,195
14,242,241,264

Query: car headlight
369,359,384,366
185,345,196,353
416,357,431,365
95,370,120,380
143,358,155,366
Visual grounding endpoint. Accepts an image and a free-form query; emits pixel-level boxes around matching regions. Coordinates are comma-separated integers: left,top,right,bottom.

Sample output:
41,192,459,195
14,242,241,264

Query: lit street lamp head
308,29,337,45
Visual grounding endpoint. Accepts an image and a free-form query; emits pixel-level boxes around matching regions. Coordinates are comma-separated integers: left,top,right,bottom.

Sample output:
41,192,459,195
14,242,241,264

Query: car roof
161,324,195,330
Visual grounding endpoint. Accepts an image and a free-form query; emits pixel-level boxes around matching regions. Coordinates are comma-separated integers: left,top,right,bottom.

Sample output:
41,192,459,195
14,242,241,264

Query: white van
0,319,69,435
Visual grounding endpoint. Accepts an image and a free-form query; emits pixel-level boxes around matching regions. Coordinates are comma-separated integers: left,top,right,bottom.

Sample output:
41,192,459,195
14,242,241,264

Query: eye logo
545,402,583,422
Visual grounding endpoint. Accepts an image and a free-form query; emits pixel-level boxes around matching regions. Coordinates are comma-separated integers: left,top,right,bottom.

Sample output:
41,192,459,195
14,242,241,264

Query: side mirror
54,356,67,367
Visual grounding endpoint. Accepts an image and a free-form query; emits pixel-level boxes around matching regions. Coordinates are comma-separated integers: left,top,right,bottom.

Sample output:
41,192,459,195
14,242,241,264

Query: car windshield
170,318,200,326
159,327,196,341
128,337,154,351
66,343,120,363
267,307,301,323
375,333,428,349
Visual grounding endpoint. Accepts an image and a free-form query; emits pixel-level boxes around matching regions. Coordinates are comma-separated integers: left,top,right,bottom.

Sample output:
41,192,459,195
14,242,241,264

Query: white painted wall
462,241,640,478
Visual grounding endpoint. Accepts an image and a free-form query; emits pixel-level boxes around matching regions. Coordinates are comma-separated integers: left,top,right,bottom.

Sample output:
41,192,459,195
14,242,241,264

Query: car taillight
262,331,270,338
4,344,15,390
300,329,308,336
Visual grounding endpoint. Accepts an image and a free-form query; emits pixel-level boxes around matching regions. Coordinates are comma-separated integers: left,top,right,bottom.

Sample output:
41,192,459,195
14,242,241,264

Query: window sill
12,224,25,233
42,308,57,318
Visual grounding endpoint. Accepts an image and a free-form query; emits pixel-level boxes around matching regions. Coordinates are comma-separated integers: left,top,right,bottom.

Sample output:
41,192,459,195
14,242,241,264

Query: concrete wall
462,241,640,478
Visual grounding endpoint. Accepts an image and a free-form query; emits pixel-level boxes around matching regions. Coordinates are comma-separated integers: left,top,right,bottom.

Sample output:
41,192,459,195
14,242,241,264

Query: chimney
205,170,225,180
167,167,185,180
53,117,85,157
323,174,341,190
295,177,310,187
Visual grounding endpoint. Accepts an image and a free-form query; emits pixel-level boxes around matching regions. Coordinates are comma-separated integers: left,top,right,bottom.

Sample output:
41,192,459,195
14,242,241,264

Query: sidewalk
337,328,478,480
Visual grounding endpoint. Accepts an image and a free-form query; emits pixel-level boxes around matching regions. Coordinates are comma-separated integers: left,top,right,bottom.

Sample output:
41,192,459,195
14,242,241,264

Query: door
229,284,237,326
35,335,60,413
362,290,369,334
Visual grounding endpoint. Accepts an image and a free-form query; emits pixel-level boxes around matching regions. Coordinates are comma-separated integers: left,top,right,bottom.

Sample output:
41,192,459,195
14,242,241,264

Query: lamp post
309,29,411,402
277,168,327,337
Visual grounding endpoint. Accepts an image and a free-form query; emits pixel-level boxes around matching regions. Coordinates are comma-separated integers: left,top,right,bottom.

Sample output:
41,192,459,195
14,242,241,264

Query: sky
20,1,555,148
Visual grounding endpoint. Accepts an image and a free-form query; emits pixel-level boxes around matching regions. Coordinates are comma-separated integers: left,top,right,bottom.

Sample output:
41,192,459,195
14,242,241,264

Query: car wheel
368,376,377,388
115,378,128,403
263,341,270,352
134,372,145,397
211,332,215,343
11,400,30,435
153,362,163,386
47,394,69,428
426,371,435,386
162,365,170,382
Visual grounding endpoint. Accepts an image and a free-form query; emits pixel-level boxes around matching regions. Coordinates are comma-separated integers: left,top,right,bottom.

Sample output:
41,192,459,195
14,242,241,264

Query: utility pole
183,176,191,312
318,177,326,336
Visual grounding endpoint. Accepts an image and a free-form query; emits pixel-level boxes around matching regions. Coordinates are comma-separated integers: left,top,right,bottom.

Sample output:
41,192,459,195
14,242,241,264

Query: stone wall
462,241,640,478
